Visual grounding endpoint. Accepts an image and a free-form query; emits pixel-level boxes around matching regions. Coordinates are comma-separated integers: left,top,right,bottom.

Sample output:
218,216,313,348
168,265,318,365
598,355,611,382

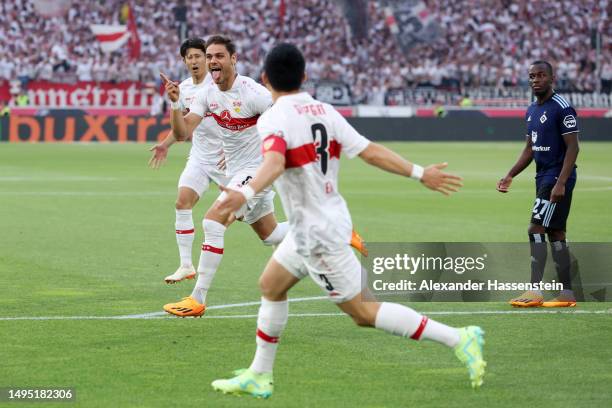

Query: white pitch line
205,309,612,318
0,296,328,321
0,191,173,196
2,310,611,321
0,176,118,182
3,186,612,197
0,294,610,321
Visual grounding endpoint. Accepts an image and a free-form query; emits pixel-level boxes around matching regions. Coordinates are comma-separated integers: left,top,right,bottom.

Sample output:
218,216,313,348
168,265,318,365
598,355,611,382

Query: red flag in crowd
127,4,141,60
90,24,130,53
279,0,286,38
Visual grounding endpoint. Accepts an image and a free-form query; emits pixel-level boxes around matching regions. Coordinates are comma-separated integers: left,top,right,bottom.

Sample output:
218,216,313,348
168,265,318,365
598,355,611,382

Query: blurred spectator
0,0,609,104
459,95,474,107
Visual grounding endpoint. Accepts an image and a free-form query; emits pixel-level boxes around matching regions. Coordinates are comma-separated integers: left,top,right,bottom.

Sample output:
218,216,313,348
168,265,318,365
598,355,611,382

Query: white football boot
164,265,196,284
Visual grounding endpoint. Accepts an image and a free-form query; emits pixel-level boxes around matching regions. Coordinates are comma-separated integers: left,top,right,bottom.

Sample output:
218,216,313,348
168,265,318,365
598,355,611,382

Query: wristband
170,100,181,110
239,185,255,201
410,164,424,180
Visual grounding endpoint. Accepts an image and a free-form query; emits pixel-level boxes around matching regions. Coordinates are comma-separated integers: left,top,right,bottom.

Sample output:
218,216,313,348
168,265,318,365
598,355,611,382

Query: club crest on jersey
563,115,576,128
531,130,537,144
539,112,547,124
220,110,232,122
232,101,242,113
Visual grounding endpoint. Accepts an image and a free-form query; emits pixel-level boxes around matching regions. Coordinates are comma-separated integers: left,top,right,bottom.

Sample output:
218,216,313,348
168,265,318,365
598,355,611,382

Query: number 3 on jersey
311,124,328,175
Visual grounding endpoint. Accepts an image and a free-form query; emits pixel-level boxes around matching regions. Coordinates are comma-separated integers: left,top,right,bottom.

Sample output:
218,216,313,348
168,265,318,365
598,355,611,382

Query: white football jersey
178,75,222,164
188,75,272,174
257,92,370,254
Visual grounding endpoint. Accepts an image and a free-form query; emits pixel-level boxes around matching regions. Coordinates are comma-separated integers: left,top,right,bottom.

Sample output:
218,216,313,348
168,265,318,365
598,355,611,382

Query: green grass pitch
1,142,611,407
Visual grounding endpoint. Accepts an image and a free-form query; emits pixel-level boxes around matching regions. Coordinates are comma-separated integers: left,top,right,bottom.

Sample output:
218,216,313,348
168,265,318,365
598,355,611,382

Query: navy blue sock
529,233,547,284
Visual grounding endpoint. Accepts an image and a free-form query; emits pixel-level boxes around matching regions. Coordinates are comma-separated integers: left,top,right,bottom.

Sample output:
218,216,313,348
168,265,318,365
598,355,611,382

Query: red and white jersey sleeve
179,75,221,165
258,92,370,254
329,108,370,158
189,75,272,175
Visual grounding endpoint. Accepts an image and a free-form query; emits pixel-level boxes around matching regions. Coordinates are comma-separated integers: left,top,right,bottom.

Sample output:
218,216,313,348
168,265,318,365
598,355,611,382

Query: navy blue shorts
530,178,575,231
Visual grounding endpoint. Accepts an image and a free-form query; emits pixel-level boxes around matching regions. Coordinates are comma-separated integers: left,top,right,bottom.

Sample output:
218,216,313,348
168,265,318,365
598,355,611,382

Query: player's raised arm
497,137,533,193
358,142,463,196
160,72,202,140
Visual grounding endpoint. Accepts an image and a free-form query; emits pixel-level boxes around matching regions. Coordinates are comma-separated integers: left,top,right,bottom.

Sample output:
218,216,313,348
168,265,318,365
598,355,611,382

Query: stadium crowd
0,0,609,104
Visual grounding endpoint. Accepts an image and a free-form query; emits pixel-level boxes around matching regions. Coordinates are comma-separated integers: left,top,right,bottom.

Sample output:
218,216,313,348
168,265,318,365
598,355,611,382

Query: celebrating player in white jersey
149,38,229,284
211,43,486,398
159,35,293,317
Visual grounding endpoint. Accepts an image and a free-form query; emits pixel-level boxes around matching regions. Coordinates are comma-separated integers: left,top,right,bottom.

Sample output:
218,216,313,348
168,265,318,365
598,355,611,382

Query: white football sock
175,209,195,267
421,318,460,347
191,219,226,304
249,297,288,374
262,221,289,246
374,302,460,347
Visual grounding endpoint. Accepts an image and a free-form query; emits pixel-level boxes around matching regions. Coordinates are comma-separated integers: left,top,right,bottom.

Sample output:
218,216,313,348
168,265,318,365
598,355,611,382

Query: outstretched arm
358,142,463,195
497,137,533,193
148,131,176,169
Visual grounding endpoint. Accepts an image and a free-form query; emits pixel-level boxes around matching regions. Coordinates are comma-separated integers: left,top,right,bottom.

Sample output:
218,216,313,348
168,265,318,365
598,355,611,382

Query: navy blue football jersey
525,93,578,182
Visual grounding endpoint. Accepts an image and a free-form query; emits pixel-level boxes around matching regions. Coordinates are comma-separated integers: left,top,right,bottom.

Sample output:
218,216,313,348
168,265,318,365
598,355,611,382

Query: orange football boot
509,290,544,307
541,296,577,307
350,229,368,257
163,296,206,317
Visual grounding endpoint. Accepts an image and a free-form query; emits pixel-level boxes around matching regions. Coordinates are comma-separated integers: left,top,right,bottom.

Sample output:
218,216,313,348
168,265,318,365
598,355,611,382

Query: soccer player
149,38,228,284
159,36,367,317
159,35,291,317
497,61,580,308
211,43,485,398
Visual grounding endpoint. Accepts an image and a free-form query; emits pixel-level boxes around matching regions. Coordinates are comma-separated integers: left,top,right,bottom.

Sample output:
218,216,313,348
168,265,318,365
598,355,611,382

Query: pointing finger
159,72,170,84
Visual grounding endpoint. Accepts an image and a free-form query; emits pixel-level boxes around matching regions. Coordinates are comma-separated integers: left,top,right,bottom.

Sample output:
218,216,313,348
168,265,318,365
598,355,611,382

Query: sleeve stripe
557,95,571,106
555,94,569,108
561,130,580,135
262,135,287,155
552,95,569,108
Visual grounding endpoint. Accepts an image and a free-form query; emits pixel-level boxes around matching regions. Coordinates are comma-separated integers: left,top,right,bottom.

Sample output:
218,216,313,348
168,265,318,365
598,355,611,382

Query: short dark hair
263,43,305,92
530,60,553,75
180,38,206,58
205,35,236,56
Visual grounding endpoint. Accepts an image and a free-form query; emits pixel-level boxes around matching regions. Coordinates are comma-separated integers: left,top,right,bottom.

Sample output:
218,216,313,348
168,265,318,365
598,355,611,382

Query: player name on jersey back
257,92,370,253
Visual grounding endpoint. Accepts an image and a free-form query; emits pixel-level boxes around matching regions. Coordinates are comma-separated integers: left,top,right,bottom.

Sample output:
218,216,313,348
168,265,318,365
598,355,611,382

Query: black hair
263,43,305,92
180,38,206,58
530,60,554,75
205,35,236,56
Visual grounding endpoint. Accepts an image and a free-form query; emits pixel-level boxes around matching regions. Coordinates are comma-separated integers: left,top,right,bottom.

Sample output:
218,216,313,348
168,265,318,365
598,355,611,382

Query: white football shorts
178,157,229,197
273,232,363,304
217,168,275,225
